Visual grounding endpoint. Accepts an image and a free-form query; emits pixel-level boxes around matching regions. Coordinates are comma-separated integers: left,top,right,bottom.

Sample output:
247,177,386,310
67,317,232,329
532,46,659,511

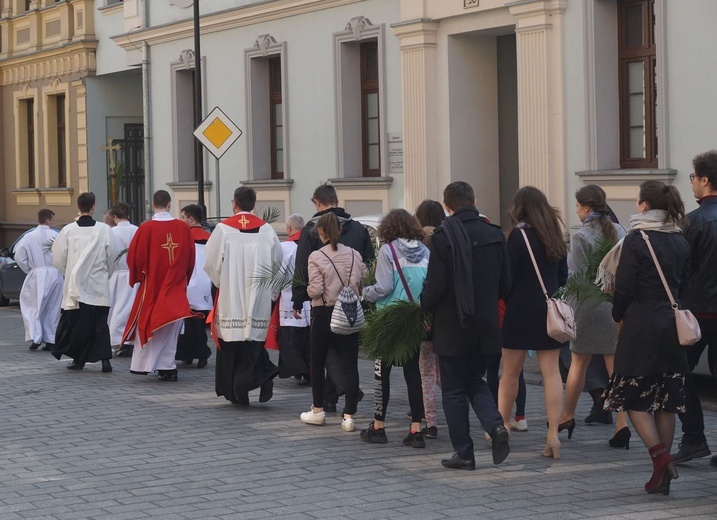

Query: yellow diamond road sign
193,107,243,159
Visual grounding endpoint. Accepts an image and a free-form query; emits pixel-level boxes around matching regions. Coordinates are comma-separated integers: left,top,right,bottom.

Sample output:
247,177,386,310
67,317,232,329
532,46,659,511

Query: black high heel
547,419,576,439
609,427,631,449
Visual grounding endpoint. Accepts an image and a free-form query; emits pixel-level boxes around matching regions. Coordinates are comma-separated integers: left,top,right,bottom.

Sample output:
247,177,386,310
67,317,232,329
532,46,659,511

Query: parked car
0,229,36,306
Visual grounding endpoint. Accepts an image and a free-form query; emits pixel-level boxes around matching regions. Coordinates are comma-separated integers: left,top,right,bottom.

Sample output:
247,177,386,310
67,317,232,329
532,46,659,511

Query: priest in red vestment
122,190,196,382
204,187,283,404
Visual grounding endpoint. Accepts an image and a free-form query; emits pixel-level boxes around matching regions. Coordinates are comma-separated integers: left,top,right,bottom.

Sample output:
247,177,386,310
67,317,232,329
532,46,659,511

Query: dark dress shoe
441,453,475,471
29,343,41,350
102,360,113,373
491,425,511,465
158,369,178,382
232,396,250,406
196,357,208,369
66,362,84,370
41,343,55,351
259,379,274,403
323,402,337,413
115,345,133,357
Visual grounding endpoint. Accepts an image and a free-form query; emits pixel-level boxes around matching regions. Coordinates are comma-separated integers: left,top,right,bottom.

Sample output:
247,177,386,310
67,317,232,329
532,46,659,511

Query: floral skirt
603,372,686,413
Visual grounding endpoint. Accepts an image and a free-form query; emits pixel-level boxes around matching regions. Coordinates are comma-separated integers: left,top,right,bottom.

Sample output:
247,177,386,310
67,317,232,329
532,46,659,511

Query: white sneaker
509,418,528,432
300,408,326,426
342,416,355,432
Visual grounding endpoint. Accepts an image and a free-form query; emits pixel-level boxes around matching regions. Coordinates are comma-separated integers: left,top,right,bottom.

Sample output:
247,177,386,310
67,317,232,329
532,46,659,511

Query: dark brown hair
377,209,425,243
575,185,618,245
233,187,256,212
312,184,338,207
639,180,685,225
38,209,54,224
181,204,203,223
316,212,341,251
443,181,475,212
415,200,445,228
153,190,171,209
510,186,567,262
692,150,717,191
77,192,95,213
111,202,130,221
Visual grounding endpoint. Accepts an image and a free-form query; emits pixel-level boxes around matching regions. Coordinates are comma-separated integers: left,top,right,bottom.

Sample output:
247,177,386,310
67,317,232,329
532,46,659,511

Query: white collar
116,221,131,226
152,212,174,221
38,224,50,229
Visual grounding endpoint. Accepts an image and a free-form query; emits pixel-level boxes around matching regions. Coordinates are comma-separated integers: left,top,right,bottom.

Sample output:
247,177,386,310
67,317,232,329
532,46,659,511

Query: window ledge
327,176,393,189
167,181,213,190
98,3,124,16
40,187,74,206
576,168,677,181
241,179,294,191
13,189,41,206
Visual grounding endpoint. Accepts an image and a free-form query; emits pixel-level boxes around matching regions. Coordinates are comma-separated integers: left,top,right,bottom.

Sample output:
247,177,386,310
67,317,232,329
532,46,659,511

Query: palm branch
559,233,615,307
115,248,128,264
260,206,282,224
360,300,429,365
249,261,306,293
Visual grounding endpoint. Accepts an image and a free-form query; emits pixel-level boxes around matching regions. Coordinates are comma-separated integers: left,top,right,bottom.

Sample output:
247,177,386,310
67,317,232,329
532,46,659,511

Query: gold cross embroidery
237,215,250,228
161,233,179,264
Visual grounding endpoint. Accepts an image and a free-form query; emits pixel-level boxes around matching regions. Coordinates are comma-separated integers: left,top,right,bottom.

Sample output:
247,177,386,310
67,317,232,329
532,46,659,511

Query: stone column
509,0,568,210
391,19,439,211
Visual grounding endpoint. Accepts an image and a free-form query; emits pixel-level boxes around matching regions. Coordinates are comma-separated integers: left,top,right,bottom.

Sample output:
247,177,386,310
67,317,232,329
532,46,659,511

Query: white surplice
108,221,139,345
278,240,310,327
187,241,213,312
203,214,283,342
15,225,64,344
130,320,182,373
52,220,118,310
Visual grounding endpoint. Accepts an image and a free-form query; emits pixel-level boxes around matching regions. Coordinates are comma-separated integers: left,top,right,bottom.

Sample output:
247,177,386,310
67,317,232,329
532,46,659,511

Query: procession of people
11,149,717,496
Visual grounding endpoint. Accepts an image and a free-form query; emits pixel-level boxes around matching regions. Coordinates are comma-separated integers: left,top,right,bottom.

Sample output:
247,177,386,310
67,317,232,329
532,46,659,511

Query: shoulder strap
388,242,414,302
639,231,678,309
319,249,346,286
520,229,549,300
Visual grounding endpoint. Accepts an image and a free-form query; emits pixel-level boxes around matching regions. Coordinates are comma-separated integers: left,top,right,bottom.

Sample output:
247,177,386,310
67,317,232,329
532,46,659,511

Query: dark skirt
175,313,212,363
52,304,112,364
603,372,686,413
277,326,310,378
215,339,278,402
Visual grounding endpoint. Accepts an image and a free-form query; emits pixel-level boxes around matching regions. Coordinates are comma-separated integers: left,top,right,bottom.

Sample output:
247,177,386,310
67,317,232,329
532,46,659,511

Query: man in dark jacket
292,184,374,410
422,181,511,470
673,150,717,467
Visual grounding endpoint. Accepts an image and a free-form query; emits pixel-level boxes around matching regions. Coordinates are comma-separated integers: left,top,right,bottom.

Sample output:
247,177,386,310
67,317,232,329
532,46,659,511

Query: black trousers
439,351,503,461
309,306,360,415
277,326,310,378
175,311,211,363
53,303,112,364
679,317,717,445
373,351,424,423
215,339,278,402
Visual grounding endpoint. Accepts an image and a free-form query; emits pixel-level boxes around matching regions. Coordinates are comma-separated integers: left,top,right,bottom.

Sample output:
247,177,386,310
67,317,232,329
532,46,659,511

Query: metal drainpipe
142,1,152,221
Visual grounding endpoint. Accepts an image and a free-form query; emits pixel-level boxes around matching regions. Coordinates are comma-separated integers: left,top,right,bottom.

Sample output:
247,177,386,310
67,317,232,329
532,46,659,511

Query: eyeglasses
689,173,696,182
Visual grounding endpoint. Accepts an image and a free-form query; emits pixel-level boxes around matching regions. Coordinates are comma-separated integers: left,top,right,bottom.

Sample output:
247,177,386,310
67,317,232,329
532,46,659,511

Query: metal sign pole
215,157,221,219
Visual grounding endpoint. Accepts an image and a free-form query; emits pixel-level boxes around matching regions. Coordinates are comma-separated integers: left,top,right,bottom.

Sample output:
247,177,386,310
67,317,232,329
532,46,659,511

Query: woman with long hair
499,186,568,458
300,212,366,432
414,200,445,439
361,209,429,447
558,185,629,447
602,180,690,495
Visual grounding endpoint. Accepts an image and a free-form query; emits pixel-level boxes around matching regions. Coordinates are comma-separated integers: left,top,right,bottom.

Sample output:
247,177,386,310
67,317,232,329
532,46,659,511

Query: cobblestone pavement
1,304,716,520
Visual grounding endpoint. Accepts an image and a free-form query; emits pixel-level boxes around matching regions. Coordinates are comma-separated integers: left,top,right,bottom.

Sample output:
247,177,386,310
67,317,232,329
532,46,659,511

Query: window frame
268,56,284,180
56,93,67,188
26,98,36,188
360,41,380,177
617,0,657,169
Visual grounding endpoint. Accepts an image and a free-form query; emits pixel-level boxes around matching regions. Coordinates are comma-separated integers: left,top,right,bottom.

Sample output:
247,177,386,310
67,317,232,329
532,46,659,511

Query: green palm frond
558,233,616,306
115,248,128,264
249,261,306,294
360,300,428,365
261,206,282,224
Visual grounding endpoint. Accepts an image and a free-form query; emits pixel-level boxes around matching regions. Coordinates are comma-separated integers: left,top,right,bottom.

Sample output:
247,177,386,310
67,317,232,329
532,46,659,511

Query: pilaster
73,80,88,193
391,19,438,210
508,0,568,210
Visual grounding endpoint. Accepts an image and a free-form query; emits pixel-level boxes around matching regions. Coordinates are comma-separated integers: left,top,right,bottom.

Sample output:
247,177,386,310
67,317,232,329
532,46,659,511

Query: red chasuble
189,226,211,242
121,218,196,346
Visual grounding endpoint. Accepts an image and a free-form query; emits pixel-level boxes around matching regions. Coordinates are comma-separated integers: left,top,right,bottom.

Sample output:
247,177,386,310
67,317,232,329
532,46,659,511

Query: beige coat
307,243,366,308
